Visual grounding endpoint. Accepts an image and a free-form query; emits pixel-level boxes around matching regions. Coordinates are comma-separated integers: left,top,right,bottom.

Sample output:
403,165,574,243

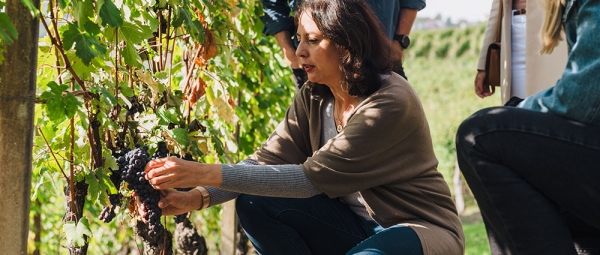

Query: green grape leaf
85,173,107,206
71,0,95,27
99,0,123,27
119,82,134,97
56,0,68,9
167,128,190,148
122,42,142,68
157,106,180,125
74,34,107,65
114,21,153,45
210,130,225,155
62,23,107,66
99,87,117,107
40,82,83,122
105,155,119,172
0,13,18,45
96,168,118,195
83,20,101,36
63,217,92,246
172,6,205,42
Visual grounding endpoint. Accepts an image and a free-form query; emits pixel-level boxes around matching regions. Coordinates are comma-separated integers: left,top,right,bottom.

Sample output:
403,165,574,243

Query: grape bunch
121,146,164,238
152,141,169,159
99,149,129,223
125,96,144,116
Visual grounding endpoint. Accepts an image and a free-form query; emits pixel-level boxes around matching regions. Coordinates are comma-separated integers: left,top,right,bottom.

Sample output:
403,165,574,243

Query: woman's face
296,12,343,87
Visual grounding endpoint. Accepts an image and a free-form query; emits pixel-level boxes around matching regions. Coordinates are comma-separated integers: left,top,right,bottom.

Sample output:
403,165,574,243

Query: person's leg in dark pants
346,224,423,255
236,194,370,255
456,107,600,255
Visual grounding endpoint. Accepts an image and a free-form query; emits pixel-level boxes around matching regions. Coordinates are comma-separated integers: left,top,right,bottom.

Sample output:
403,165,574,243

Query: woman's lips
302,64,314,72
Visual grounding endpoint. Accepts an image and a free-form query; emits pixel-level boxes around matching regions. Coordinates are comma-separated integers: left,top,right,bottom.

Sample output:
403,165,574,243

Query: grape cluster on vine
99,149,130,223
125,96,144,116
120,146,164,238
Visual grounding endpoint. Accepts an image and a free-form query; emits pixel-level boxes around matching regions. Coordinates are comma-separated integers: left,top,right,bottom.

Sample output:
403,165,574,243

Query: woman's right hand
474,70,494,98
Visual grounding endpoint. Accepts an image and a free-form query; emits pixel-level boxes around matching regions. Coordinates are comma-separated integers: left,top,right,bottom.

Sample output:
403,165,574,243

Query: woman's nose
296,43,307,58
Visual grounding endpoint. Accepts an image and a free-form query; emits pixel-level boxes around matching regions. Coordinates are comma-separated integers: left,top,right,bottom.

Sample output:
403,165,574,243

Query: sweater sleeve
220,163,320,198
204,158,320,205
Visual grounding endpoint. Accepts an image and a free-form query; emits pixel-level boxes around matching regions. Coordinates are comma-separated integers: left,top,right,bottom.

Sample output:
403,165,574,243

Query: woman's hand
137,189,203,222
474,70,494,98
144,157,222,190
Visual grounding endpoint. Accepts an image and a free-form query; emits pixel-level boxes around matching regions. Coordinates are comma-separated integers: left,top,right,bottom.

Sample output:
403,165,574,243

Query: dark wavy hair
294,0,399,97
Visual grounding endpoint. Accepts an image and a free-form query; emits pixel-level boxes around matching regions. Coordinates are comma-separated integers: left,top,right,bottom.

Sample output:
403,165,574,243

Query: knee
235,194,259,219
455,107,500,152
235,194,275,222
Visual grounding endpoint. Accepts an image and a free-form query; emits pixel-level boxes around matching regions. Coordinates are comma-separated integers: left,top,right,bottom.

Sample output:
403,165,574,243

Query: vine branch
39,12,88,93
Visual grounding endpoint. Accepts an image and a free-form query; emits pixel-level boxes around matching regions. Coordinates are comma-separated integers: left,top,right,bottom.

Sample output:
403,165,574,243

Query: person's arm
518,1,600,125
392,8,418,55
260,0,305,86
475,0,501,98
144,157,320,215
391,0,425,54
274,30,302,69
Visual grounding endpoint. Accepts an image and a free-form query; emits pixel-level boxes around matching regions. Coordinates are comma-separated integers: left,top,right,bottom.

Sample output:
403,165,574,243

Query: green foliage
0,12,18,44
435,42,450,58
13,0,494,251
29,0,295,253
406,23,486,60
63,217,93,247
39,81,83,122
0,1,17,65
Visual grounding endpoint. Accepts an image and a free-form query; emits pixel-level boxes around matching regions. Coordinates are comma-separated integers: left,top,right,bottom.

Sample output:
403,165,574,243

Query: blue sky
419,0,494,22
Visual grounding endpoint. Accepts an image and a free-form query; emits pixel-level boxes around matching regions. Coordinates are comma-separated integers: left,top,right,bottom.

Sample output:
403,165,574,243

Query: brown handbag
484,0,503,92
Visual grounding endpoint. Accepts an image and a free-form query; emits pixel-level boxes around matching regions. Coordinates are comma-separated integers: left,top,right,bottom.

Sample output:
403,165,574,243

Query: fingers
147,174,177,190
474,71,490,98
144,157,169,173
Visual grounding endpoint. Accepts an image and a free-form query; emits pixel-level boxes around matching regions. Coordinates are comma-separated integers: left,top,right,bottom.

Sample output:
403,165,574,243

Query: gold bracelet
195,186,211,210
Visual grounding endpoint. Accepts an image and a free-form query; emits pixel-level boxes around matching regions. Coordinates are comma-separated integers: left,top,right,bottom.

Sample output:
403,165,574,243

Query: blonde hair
539,0,566,54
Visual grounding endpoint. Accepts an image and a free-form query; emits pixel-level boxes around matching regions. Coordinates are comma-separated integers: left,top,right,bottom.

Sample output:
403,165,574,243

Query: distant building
413,14,484,30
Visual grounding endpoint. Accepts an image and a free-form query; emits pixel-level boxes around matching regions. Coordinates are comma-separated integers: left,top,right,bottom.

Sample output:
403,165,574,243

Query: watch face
400,36,410,49
394,34,410,49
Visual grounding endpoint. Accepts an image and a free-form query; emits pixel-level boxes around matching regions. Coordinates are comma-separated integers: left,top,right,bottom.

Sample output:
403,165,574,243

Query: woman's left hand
144,157,222,190
136,189,203,221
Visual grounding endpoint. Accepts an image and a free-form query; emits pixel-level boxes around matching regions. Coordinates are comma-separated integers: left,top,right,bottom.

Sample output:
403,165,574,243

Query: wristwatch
393,34,410,49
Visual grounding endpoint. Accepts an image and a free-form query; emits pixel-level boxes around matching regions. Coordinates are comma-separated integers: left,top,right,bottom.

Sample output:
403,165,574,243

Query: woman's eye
308,39,318,44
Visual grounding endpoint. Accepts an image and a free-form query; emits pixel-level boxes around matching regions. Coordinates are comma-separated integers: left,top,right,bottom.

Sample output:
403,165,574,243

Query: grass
464,220,492,255
404,28,498,253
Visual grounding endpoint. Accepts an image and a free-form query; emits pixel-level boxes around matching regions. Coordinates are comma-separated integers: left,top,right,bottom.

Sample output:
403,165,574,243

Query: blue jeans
456,107,600,255
235,194,423,255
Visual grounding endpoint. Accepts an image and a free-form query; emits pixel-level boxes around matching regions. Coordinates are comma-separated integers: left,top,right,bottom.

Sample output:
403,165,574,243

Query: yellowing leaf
213,97,234,122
